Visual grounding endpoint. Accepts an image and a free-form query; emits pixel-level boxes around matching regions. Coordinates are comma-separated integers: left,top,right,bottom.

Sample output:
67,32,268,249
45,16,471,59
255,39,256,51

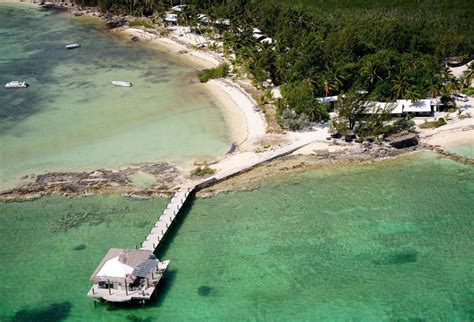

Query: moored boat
112,81,132,87
5,81,29,88
65,43,81,49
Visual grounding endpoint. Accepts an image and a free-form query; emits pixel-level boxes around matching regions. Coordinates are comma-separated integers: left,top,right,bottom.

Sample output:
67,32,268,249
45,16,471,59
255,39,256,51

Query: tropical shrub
191,166,216,176
198,64,229,83
418,118,447,129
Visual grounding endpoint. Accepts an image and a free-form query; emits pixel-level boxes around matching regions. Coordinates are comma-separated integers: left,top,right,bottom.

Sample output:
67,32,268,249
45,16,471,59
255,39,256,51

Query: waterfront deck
87,260,170,303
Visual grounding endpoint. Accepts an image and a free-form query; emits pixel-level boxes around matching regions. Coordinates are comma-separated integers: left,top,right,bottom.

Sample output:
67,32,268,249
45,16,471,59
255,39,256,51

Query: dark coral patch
73,244,86,251
197,285,213,297
373,250,418,265
12,301,72,322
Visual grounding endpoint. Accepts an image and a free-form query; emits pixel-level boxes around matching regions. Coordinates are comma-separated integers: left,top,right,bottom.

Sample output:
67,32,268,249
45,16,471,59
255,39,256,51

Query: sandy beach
418,96,474,149
420,118,474,147
118,27,222,68
115,27,267,150
1,1,473,202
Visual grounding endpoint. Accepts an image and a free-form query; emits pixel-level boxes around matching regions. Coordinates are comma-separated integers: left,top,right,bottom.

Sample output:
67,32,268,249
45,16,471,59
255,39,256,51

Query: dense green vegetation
73,0,474,132
197,63,229,82
329,91,412,140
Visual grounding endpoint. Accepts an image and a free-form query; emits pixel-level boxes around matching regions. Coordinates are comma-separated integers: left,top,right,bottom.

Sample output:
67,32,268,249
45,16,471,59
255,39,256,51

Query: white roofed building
317,95,339,103
362,99,434,116
393,99,433,116
87,248,169,303
164,13,178,24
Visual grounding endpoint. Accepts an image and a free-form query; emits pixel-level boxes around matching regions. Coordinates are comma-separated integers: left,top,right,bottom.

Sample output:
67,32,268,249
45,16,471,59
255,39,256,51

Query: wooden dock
140,136,317,253
140,186,194,251
88,137,316,303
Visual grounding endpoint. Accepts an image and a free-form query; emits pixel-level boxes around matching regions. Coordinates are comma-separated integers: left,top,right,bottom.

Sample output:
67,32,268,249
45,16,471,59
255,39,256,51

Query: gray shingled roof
132,255,158,278
90,248,153,281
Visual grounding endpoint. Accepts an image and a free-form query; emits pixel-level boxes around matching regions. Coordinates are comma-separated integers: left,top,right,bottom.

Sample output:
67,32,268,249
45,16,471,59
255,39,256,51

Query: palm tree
428,82,442,98
440,66,453,84
323,79,332,97
321,65,345,96
406,86,422,103
360,61,381,88
463,62,474,86
392,72,411,99
444,76,461,96
426,77,443,98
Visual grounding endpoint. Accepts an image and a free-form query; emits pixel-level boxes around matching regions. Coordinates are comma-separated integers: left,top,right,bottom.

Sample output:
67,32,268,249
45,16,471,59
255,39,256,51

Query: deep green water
0,3,229,189
1,153,473,321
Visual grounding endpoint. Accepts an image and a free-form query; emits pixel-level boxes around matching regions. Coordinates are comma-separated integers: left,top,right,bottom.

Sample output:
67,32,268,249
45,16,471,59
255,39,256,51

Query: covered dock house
87,248,169,303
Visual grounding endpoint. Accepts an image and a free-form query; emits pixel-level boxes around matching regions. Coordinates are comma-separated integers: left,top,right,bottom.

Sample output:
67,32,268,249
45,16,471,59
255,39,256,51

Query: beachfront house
252,27,273,45
164,13,178,24
317,95,339,103
197,13,210,24
362,99,434,116
392,99,433,116
87,248,169,303
171,5,186,12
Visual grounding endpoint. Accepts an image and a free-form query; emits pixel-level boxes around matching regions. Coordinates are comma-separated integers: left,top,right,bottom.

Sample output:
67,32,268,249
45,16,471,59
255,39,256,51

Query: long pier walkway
88,136,317,303
140,186,194,251
140,136,316,253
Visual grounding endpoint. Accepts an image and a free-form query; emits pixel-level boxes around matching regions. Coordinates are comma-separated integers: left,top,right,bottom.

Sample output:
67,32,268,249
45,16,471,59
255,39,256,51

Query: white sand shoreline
417,96,474,150
115,26,267,150
2,1,472,195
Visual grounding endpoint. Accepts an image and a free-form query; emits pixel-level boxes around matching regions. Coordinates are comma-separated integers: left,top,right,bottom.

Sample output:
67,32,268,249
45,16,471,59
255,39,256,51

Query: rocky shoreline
2,134,472,202
0,162,186,202
0,144,426,202
3,2,472,203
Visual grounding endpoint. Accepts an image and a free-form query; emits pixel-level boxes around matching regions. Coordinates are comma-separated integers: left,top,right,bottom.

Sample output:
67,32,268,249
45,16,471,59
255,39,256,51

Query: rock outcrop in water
0,162,185,202
387,131,419,149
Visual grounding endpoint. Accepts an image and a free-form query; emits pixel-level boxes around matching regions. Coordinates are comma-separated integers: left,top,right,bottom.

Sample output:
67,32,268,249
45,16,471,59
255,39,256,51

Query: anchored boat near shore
65,43,81,49
112,80,132,87
5,81,29,88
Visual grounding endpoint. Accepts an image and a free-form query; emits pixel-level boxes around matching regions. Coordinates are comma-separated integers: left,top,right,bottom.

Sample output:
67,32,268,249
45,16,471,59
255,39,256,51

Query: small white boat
65,43,81,49
112,81,132,87
5,81,29,88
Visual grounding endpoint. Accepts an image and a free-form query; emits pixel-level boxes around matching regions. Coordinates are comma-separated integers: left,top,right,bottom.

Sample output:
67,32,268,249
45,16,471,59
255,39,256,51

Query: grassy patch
197,64,229,83
129,19,153,29
418,118,447,129
191,166,216,176
461,87,474,96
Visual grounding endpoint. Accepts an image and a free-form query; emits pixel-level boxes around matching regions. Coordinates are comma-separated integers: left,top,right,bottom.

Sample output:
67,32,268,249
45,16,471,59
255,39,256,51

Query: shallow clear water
1,153,473,321
0,3,229,188
446,142,474,158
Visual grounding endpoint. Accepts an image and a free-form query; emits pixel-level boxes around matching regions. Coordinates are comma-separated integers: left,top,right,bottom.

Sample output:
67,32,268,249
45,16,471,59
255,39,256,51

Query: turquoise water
1,153,473,321
0,3,229,189
447,142,474,158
